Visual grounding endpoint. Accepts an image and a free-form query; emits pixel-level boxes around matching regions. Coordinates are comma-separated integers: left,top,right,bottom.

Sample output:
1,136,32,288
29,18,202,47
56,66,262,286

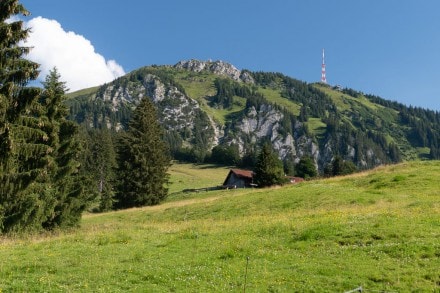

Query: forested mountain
67,59,440,173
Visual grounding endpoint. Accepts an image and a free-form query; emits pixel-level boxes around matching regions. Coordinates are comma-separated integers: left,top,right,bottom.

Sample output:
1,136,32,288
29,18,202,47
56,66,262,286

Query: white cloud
23,17,125,92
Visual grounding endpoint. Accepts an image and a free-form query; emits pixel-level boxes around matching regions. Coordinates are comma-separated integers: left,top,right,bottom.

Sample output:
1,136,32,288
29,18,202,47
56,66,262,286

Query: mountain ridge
67,59,440,173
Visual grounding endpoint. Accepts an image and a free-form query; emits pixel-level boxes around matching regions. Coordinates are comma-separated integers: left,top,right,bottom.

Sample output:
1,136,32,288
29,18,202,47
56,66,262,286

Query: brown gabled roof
222,169,254,186
230,169,254,179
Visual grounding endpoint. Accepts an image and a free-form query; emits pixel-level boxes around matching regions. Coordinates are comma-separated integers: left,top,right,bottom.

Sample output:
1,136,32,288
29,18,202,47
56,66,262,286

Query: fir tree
254,143,285,187
94,129,117,211
283,153,296,176
79,127,117,212
115,97,171,208
328,156,357,176
210,144,240,165
296,156,317,179
39,68,90,229
0,0,49,233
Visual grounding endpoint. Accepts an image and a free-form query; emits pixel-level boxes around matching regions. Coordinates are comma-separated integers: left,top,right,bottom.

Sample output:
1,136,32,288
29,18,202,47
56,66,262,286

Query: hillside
1,161,439,291
67,59,440,172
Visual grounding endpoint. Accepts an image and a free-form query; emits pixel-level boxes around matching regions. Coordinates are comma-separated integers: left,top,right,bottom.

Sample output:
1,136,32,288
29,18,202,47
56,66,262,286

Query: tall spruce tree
39,68,90,229
254,143,285,187
324,155,357,177
115,97,171,208
0,0,50,233
93,128,117,211
296,156,317,179
79,127,117,212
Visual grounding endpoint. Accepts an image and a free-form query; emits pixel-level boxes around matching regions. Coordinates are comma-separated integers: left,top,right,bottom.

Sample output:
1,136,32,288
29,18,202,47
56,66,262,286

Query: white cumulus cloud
23,17,125,92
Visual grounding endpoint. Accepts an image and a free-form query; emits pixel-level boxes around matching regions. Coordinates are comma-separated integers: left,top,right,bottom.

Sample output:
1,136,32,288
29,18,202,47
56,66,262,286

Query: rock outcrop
92,70,216,150
229,104,320,166
174,59,254,83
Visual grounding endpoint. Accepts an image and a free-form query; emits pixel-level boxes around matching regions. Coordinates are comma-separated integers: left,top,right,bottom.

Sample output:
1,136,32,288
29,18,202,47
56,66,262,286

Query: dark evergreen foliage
364,91,440,159
209,144,240,165
191,110,213,163
78,127,117,212
295,156,317,179
342,87,362,98
211,78,252,108
38,68,90,229
0,9,87,234
239,149,258,169
0,1,49,233
67,96,132,130
115,98,171,209
254,143,285,187
324,156,357,177
283,154,295,176
163,130,183,158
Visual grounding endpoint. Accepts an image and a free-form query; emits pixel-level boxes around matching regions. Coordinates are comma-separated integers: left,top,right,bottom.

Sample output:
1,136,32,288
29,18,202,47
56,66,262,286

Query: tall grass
1,161,439,291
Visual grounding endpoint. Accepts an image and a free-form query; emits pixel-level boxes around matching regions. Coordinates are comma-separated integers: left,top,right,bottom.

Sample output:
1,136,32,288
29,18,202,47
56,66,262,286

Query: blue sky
20,0,440,110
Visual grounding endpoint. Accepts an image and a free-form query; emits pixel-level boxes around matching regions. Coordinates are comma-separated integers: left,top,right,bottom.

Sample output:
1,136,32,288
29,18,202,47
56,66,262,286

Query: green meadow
167,163,230,195
1,161,439,292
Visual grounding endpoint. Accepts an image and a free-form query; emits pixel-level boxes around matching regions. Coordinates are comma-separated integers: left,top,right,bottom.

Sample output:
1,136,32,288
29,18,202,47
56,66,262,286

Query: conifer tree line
0,0,171,233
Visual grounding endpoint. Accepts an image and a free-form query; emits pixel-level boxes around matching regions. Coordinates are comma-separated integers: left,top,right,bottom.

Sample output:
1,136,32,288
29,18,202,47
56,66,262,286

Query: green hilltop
1,161,439,291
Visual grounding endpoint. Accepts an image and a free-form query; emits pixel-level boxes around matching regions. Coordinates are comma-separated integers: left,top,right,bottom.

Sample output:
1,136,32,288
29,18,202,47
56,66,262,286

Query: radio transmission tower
321,48,327,84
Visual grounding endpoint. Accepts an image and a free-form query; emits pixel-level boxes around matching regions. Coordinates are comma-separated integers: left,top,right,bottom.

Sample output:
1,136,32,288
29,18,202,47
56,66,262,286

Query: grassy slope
306,117,327,137
1,161,439,292
313,84,382,112
174,72,245,126
257,87,301,116
66,86,99,99
167,163,230,195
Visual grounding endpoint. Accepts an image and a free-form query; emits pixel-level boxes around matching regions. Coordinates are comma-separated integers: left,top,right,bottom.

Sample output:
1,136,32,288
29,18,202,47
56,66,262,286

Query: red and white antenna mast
321,48,327,84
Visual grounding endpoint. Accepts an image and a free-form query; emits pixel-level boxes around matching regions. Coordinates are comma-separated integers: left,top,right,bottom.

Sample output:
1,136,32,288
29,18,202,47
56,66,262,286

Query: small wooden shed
222,169,254,188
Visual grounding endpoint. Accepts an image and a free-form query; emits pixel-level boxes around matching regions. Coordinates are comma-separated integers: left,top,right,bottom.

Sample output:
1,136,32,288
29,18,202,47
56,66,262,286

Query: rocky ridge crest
174,59,254,83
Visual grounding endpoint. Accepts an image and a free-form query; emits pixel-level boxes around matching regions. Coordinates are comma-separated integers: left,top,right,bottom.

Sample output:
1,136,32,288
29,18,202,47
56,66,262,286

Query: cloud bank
24,17,125,92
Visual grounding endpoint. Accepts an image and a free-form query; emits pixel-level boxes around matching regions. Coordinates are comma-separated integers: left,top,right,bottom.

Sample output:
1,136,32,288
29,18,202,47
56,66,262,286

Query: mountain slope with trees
67,59,440,176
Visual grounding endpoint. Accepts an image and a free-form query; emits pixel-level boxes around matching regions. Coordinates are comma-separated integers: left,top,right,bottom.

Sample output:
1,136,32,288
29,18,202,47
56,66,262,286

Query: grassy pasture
167,163,230,195
1,161,439,292
306,118,327,137
257,87,301,116
66,86,100,99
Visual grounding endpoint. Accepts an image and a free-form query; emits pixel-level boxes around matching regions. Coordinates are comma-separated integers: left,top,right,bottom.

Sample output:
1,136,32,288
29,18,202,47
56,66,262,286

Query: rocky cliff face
228,104,320,167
